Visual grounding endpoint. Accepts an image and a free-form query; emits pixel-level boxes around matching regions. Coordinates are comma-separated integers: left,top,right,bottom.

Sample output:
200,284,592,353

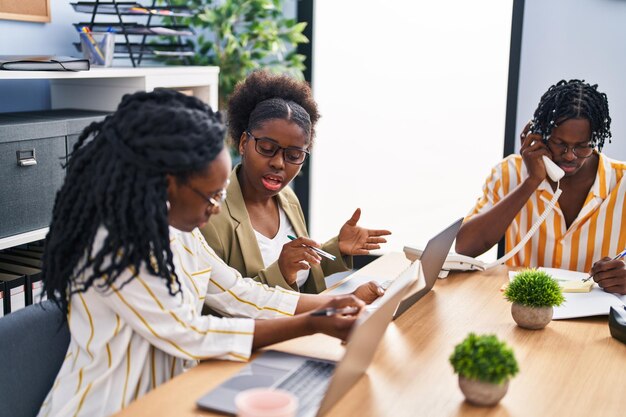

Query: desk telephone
405,141,565,275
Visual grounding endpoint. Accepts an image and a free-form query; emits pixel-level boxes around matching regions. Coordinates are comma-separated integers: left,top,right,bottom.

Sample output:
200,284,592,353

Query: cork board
0,0,51,23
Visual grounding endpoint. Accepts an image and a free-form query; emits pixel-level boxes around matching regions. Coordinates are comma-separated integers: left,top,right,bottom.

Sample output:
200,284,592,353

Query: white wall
310,1,513,257
0,2,78,112
517,0,626,159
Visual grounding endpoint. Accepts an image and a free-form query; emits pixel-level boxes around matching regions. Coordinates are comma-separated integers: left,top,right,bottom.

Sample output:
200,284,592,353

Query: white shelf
1,66,220,112
0,66,219,80
0,228,48,251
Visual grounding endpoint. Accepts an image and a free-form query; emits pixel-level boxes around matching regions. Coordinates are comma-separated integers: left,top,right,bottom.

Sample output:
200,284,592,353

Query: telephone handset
404,142,566,274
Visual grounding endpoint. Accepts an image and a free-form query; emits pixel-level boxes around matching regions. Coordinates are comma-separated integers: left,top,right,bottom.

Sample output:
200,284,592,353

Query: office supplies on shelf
0,55,89,71
508,267,626,319
582,248,626,282
287,235,336,261
79,27,106,65
79,30,114,67
71,1,194,67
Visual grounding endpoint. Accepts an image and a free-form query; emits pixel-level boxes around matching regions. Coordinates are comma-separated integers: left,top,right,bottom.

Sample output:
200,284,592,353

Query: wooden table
114,253,626,417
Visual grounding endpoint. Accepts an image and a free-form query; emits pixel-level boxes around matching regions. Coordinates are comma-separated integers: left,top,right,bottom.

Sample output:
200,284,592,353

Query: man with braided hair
38,89,372,417
456,79,626,294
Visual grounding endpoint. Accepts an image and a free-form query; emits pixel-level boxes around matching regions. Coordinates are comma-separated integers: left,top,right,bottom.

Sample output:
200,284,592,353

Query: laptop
196,260,419,417
325,218,463,320
391,218,463,318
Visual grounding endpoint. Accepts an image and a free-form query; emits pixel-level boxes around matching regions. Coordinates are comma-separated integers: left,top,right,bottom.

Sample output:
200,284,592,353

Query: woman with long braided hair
39,89,366,417
457,79,626,294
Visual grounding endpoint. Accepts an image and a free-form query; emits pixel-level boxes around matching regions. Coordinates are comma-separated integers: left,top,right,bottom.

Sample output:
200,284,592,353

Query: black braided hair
227,70,320,148
42,89,225,317
531,79,612,152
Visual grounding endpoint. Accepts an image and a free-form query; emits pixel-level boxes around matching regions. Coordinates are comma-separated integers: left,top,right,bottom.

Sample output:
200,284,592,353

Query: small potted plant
449,333,519,406
504,268,565,330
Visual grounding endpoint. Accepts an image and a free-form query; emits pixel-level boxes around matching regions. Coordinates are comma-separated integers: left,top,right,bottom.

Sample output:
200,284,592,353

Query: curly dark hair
42,89,225,317
531,79,612,151
227,70,320,148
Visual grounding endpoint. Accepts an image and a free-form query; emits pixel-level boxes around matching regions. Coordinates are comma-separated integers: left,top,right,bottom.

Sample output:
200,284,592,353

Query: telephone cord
485,183,562,269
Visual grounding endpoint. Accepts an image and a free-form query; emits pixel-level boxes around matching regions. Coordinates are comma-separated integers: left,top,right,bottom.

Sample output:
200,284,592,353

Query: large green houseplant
504,269,565,329
449,333,519,406
168,0,309,109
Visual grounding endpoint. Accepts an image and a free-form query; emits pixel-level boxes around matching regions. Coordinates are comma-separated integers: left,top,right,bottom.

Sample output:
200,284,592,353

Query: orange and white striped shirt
467,153,626,272
38,227,299,417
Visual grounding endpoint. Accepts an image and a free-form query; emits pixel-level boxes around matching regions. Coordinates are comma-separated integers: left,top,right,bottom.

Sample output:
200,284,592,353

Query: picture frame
0,0,51,23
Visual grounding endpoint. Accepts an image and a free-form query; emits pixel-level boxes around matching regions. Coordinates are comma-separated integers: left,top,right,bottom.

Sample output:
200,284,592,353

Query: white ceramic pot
511,303,553,330
458,376,509,406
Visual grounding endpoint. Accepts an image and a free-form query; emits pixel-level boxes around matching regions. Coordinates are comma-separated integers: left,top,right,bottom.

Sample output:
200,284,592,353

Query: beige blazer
200,166,352,293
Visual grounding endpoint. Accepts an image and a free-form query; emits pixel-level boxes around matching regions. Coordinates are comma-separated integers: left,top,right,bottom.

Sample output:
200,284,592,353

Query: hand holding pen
307,295,365,341
287,235,336,261
278,236,326,286
585,249,626,295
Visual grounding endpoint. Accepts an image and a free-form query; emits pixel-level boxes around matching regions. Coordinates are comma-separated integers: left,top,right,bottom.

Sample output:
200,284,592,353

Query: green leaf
504,269,565,307
165,0,311,105
449,333,519,384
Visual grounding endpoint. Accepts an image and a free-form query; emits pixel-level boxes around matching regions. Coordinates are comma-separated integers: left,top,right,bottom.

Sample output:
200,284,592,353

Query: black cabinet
0,110,109,240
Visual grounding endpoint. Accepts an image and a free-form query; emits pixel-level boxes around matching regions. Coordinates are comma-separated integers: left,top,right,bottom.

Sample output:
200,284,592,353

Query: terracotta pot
511,303,553,329
458,376,509,406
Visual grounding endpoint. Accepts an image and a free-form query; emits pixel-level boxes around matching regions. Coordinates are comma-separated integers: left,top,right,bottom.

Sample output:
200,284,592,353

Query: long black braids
531,79,612,151
227,70,320,148
42,89,225,317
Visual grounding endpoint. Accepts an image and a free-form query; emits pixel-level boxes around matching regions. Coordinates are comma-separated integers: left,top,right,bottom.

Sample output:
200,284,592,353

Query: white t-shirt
253,206,310,289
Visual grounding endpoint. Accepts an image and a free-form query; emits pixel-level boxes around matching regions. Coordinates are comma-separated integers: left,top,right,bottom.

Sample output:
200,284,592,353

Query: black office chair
0,300,70,417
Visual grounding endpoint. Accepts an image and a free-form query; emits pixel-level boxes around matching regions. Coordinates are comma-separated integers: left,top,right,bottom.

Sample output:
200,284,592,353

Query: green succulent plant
504,268,565,308
449,333,519,385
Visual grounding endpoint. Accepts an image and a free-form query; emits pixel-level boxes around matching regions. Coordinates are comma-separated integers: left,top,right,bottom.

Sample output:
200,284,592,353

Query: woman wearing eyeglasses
456,80,626,294
39,89,368,417
200,70,391,296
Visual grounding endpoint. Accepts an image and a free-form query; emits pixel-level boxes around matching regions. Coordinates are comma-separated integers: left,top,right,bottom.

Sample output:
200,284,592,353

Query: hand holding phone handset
406,129,565,274
483,129,565,269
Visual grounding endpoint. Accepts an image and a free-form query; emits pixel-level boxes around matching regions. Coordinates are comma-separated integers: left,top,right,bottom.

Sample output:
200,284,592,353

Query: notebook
196,259,419,417
0,56,89,71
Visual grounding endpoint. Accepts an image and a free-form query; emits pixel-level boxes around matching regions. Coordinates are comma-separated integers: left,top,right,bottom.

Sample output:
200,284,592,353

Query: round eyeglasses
246,131,310,165
186,180,229,208
546,139,594,158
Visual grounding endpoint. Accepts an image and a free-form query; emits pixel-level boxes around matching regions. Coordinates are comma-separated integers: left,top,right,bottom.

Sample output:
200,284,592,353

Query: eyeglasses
186,180,229,208
547,139,594,158
246,131,310,165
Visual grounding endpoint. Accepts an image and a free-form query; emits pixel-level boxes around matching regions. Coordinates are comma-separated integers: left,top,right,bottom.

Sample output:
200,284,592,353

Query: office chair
0,300,70,417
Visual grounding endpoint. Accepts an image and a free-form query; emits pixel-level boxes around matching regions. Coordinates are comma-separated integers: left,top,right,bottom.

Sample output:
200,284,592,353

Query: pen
287,235,336,261
80,27,105,65
582,248,626,282
310,306,359,317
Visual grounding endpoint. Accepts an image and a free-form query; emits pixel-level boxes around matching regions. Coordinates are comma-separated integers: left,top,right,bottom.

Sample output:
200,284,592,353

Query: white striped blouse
466,152,626,272
38,227,299,417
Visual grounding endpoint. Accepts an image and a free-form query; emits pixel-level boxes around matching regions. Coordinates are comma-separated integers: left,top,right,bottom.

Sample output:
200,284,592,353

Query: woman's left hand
338,208,391,256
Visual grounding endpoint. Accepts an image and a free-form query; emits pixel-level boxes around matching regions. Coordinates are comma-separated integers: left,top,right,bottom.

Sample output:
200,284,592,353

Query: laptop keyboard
275,360,336,416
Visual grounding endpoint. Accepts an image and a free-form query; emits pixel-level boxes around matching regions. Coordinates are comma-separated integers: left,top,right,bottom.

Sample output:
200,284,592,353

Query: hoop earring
166,200,171,212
